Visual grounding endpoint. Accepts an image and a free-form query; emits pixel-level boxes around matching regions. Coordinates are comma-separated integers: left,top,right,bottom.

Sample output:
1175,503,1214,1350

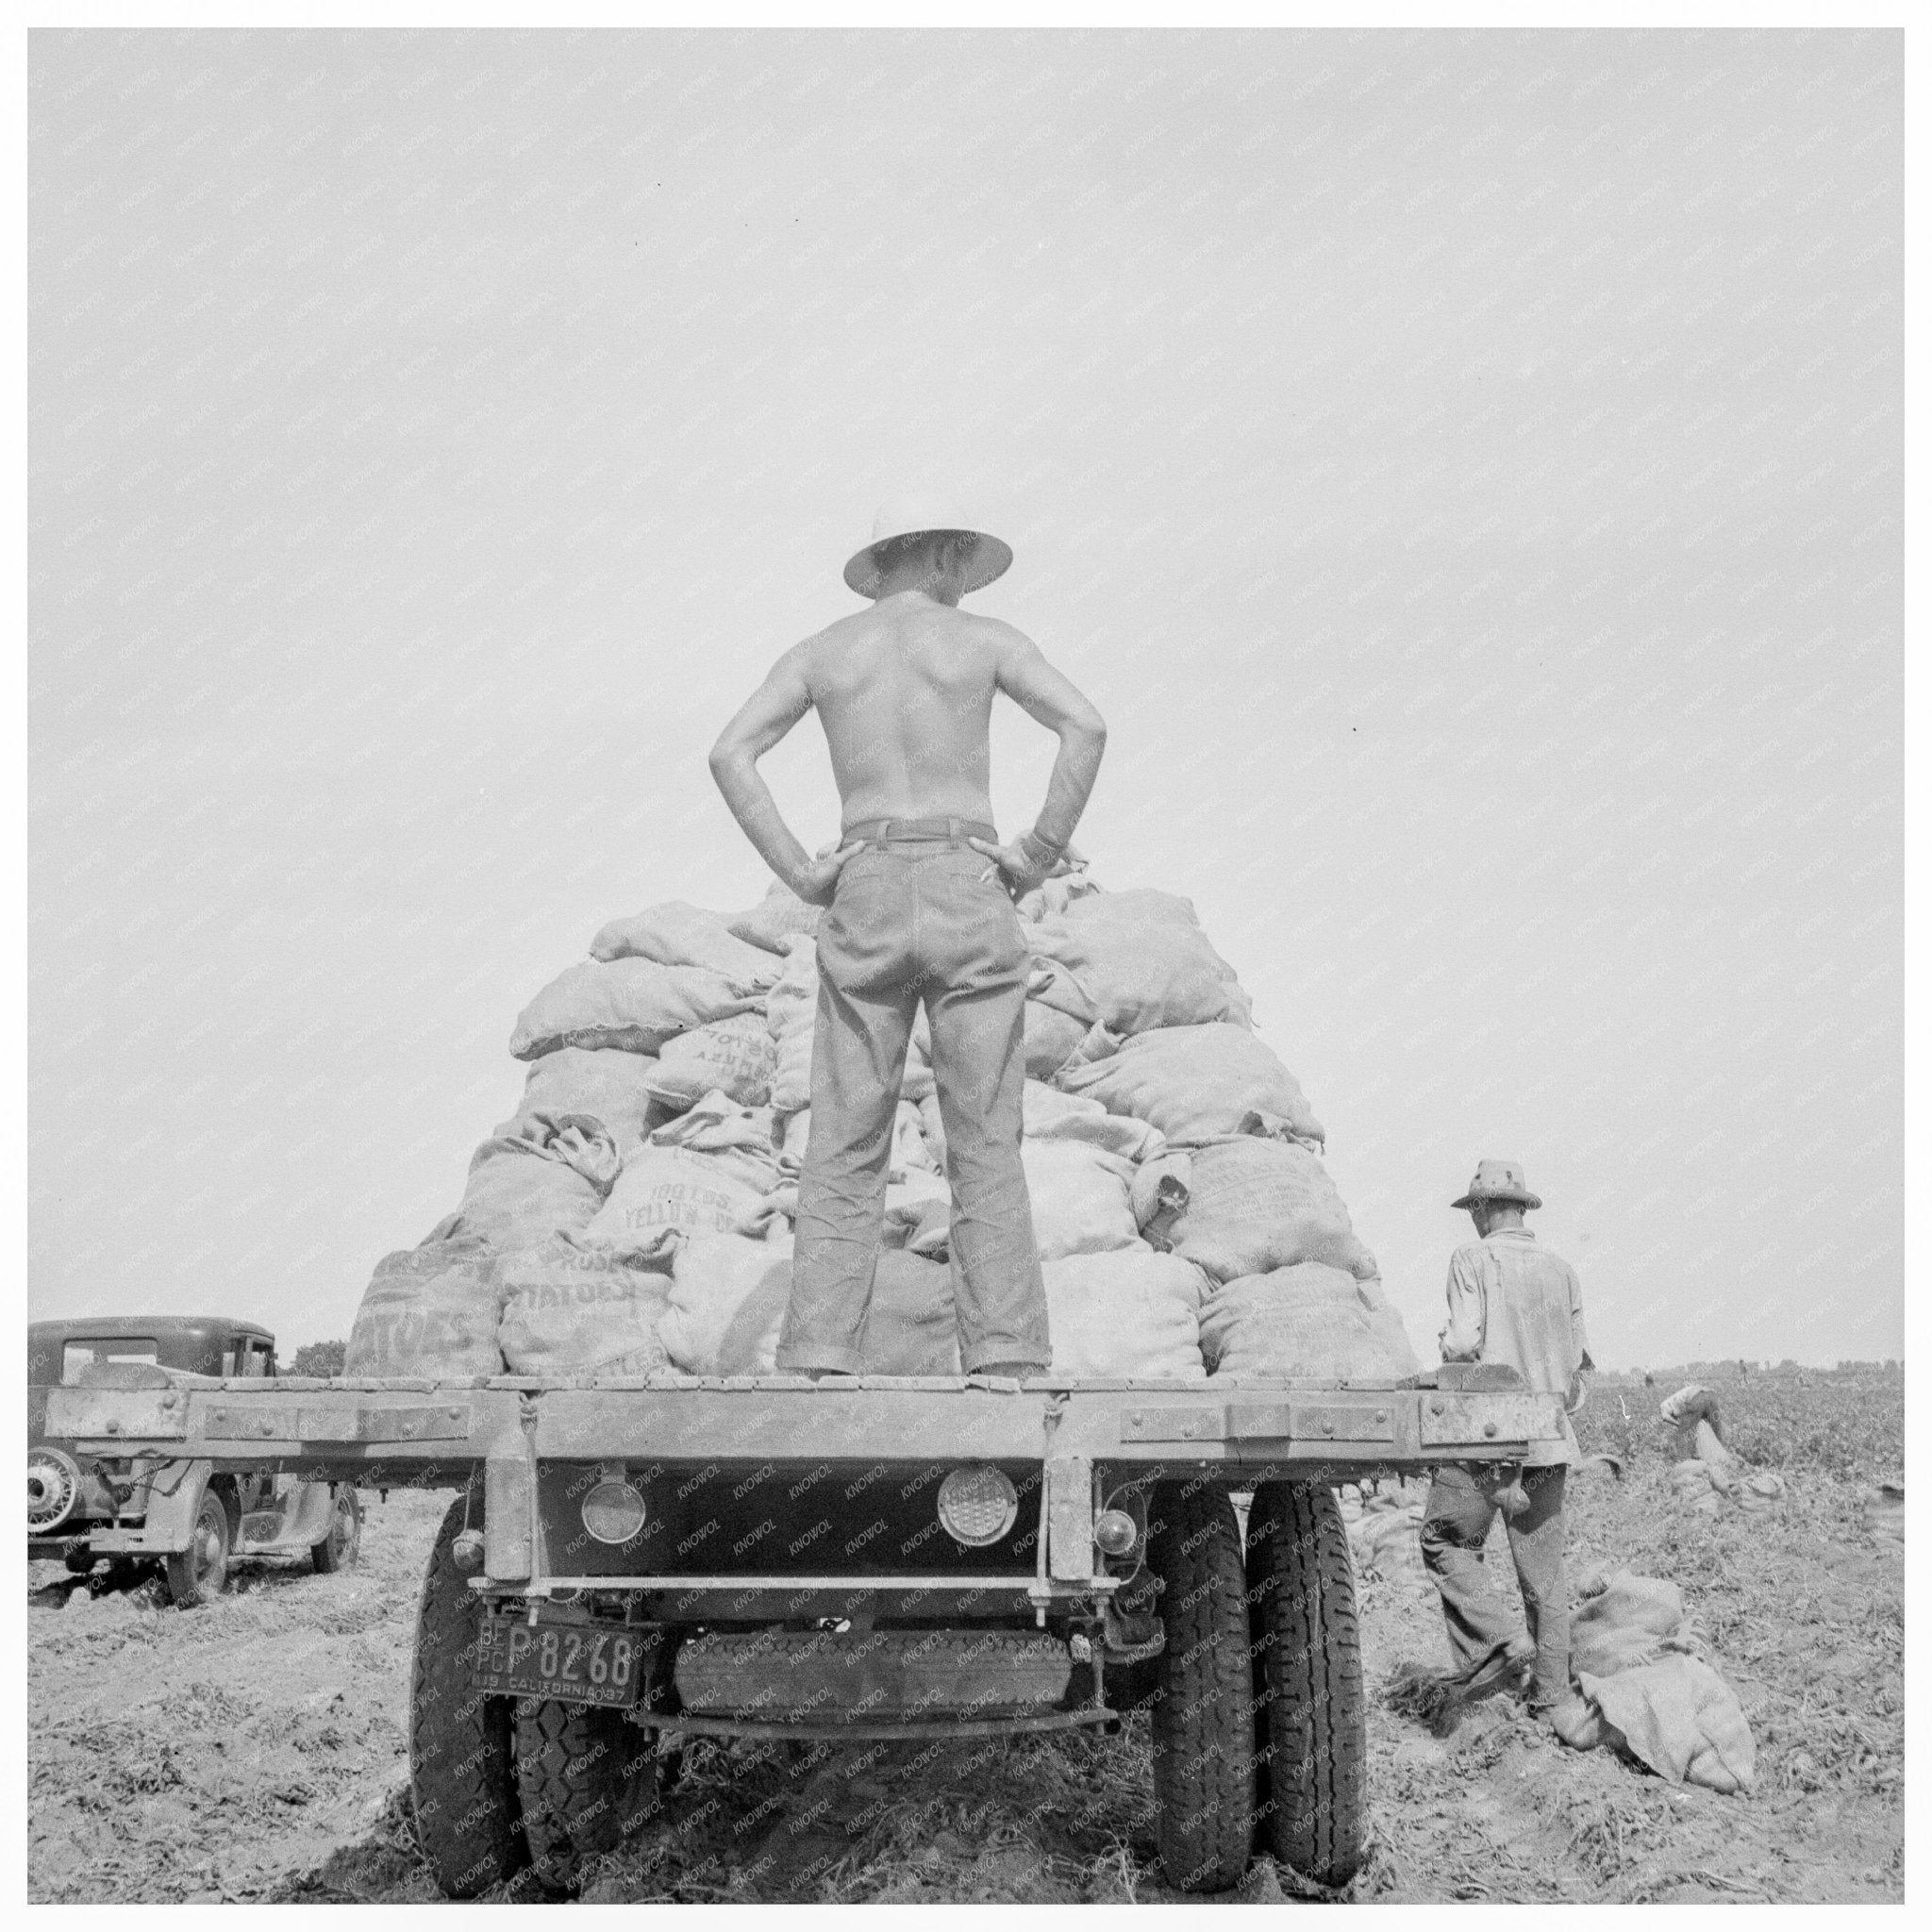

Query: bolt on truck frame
49,1360,1561,1896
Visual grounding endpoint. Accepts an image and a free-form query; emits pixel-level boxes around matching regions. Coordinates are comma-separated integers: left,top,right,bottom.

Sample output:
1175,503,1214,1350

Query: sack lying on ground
650,1010,777,1108
591,901,782,987
1198,1263,1420,1380
1570,1571,1688,1677
1670,1459,1726,1513
764,936,820,1113
1350,1493,1427,1581
497,1236,671,1377
454,1111,623,1248
510,958,765,1059
1041,1247,1209,1380
1732,1471,1787,1513
583,1095,778,1257
1863,1480,1904,1543
1583,1655,1756,1794
1022,1079,1165,1161
1023,1139,1141,1260
1168,1137,1377,1283
1055,1023,1325,1146
660,1231,794,1374
344,1237,504,1378
727,879,823,954
1669,1457,1783,1515
518,1047,664,1149
1029,890,1253,1035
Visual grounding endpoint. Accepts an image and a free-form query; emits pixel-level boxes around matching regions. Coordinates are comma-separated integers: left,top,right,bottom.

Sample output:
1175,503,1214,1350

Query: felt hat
1452,1158,1542,1211
843,491,1012,599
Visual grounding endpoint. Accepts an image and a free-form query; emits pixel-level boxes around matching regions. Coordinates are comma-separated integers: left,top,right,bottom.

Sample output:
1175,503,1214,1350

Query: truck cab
28,1315,359,1602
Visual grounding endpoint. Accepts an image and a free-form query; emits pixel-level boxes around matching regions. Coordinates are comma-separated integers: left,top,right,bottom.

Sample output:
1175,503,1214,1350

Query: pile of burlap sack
345,868,1422,1385
1556,1571,1756,1794
1665,1404,1789,1517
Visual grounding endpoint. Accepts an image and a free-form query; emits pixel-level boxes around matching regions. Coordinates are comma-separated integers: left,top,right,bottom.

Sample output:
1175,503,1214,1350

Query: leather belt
842,817,997,845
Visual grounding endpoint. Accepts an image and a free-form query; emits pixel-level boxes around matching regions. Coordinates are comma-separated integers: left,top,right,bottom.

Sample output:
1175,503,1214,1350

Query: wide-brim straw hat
843,491,1012,599
1452,1158,1542,1210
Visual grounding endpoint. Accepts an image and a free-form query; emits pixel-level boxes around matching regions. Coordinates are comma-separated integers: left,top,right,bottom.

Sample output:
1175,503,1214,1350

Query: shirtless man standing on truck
708,494,1108,1377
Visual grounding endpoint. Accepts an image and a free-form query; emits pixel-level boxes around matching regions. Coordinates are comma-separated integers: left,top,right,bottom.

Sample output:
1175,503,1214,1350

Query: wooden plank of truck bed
47,1376,1563,1471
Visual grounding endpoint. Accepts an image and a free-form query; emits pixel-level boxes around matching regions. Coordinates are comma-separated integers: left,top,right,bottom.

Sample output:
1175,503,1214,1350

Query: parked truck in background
29,1316,363,1604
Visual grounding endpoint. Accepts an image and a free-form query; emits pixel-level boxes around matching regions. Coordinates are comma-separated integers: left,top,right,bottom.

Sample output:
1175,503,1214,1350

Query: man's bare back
807,595,1040,826
710,556,1106,903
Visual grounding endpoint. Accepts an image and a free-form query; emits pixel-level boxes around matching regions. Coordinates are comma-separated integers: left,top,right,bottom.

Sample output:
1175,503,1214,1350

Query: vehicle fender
108,1460,213,1554
230,1478,336,1551
283,1479,338,1547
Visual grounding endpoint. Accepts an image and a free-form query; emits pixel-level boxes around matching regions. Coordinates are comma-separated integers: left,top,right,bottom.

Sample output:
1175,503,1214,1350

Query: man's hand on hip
967,835,1056,901
790,841,863,908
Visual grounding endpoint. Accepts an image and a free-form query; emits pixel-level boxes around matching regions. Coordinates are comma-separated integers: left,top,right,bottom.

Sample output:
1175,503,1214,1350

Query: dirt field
27,1366,1902,1904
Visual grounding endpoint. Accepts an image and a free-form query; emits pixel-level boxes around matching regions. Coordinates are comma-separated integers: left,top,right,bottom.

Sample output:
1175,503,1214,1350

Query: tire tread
1148,1480,1257,1892
1247,1481,1367,1889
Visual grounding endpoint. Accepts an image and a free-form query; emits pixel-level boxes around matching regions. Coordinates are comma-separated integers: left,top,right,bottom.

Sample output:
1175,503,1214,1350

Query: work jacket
1439,1227,1588,1466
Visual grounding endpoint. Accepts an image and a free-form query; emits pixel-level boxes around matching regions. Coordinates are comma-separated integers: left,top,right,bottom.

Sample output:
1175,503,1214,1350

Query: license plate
472,1611,644,1707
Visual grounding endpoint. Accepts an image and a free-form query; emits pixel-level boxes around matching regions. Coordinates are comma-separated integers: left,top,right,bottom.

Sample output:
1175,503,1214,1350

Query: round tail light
937,1466,1019,1547
581,1479,647,1545
1093,1508,1140,1557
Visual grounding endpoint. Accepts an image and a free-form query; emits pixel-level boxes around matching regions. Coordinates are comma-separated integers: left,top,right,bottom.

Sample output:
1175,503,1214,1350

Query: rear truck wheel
409,1493,527,1898
514,1698,658,1896
1246,1481,1367,1890
1147,1479,1257,1893
164,1488,231,1607
311,1486,363,1573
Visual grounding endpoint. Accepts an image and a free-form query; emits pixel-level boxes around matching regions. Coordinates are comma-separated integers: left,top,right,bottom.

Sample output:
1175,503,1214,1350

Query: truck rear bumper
46,1372,1565,1602
675,1626,1074,1724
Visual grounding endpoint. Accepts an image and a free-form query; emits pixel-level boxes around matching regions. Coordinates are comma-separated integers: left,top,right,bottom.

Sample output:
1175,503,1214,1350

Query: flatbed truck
48,1361,1562,1896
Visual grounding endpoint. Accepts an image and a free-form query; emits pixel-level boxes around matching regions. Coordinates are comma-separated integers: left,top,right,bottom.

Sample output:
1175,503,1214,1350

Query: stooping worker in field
1658,1382,1736,1491
708,493,1108,1377
1421,1159,1592,1728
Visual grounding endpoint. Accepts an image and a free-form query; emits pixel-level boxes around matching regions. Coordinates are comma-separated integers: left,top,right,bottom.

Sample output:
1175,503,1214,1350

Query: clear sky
30,28,1900,1366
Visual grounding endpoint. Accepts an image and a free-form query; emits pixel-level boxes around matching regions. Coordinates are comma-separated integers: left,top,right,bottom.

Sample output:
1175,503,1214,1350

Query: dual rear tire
1146,1479,1365,1894
515,1697,659,1893
408,1480,1363,1900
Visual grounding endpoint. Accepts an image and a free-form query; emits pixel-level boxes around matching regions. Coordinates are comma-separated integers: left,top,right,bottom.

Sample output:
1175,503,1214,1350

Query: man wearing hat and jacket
1421,1159,1592,1725
708,494,1108,1377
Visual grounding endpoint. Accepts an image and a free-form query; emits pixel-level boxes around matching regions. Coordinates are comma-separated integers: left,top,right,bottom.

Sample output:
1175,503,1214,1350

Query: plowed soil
27,1371,1903,1904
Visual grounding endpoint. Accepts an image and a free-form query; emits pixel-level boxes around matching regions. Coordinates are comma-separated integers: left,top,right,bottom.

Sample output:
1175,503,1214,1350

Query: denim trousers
1420,1462,1571,1705
774,837,1050,1375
